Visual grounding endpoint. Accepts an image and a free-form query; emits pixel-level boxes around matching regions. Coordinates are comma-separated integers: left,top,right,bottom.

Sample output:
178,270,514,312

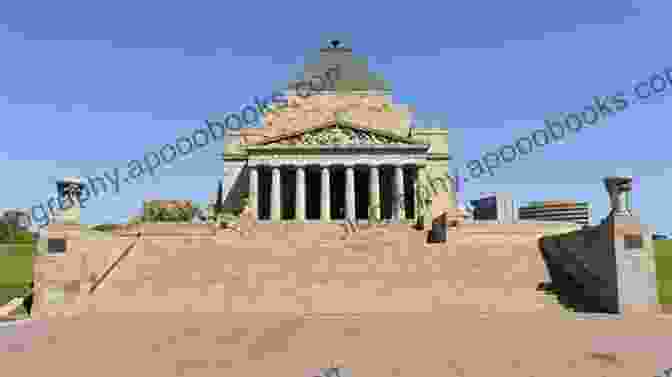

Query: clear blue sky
0,1,669,232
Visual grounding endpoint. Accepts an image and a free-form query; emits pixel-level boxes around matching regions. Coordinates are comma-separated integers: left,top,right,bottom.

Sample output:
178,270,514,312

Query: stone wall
32,224,216,318
33,233,139,319
121,223,216,237
537,177,660,315
34,223,562,317
460,222,580,235
539,222,617,313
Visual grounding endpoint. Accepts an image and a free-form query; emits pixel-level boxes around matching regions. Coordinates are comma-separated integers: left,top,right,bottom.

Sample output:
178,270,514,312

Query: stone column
295,166,306,222
248,166,259,218
369,165,380,223
321,166,331,222
271,166,281,221
415,165,431,228
345,165,356,222
408,165,417,222
394,165,405,221
496,192,514,224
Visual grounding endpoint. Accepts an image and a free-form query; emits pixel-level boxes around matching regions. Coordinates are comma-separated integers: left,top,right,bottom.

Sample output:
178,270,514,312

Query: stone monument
44,177,85,254
605,176,660,314
35,177,88,318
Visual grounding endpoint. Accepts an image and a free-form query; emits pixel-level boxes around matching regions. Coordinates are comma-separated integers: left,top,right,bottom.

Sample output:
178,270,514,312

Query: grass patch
0,244,33,297
654,239,672,305
0,254,32,287
0,244,33,310
0,243,34,257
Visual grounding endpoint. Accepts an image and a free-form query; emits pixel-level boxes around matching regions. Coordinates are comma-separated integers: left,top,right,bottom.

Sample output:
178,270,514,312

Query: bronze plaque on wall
47,238,66,254
624,234,643,250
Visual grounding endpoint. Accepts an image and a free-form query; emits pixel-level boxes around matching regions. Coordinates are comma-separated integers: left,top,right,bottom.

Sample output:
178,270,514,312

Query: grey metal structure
468,192,516,224
518,202,591,225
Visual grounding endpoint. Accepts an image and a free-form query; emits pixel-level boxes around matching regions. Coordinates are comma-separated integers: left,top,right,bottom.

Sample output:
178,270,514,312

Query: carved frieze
267,125,406,146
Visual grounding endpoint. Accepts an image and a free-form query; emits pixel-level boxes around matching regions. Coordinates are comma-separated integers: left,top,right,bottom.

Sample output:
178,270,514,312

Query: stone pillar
295,166,306,222
321,166,331,222
408,165,417,222
345,165,356,222
369,165,380,223
394,165,405,221
496,192,514,224
248,166,259,218
612,214,659,314
271,166,282,221
415,165,431,228
602,176,659,314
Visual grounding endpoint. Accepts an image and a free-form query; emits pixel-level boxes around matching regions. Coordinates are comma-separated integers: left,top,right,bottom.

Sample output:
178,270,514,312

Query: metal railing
88,232,142,294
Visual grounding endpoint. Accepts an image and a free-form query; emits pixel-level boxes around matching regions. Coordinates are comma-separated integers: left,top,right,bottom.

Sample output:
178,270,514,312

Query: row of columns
248,164,410,222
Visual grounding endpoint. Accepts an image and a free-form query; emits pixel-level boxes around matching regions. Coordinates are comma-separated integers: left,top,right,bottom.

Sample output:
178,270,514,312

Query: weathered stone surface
10,223,672,376
241,94,412,143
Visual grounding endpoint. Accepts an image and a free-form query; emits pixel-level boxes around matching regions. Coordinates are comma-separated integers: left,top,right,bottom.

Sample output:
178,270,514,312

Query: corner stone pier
538,176,660,316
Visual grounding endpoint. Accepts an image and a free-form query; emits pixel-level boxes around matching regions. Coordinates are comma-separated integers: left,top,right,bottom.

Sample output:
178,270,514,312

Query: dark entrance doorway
380,167,394,220
355,167,370,220
330,168,345,220
281,169,296,220
404,167,416,220
258,167,271,220
306,167,321,220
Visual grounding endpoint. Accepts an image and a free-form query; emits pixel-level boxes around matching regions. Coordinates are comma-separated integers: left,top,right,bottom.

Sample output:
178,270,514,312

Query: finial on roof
319,40,352,54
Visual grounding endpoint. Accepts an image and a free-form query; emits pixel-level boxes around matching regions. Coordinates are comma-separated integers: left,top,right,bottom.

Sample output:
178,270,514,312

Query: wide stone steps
84,225,568,316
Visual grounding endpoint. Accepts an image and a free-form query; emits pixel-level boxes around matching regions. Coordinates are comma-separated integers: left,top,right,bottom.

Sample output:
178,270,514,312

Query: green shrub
140,202,201,223
91,224,118,232
12,231,33,243
0,225,31,243
0,222,17,242
655,240,672,305
217,212,240,226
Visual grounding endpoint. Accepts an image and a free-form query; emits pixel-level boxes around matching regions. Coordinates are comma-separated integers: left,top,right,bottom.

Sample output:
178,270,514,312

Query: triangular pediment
255,121,420,146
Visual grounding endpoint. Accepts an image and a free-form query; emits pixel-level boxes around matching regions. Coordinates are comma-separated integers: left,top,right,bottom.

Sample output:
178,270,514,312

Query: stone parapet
45,223,83,240
121,223,216,237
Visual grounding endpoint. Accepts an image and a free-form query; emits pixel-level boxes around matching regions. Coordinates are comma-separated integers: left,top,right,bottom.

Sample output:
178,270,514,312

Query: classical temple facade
216,44,456,224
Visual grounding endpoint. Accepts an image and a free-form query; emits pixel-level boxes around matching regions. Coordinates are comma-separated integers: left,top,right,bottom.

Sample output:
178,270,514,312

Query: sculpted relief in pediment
265,125,408,146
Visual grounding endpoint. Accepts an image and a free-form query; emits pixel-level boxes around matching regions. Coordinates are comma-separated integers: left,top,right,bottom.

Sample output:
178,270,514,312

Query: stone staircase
80,222,568,317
